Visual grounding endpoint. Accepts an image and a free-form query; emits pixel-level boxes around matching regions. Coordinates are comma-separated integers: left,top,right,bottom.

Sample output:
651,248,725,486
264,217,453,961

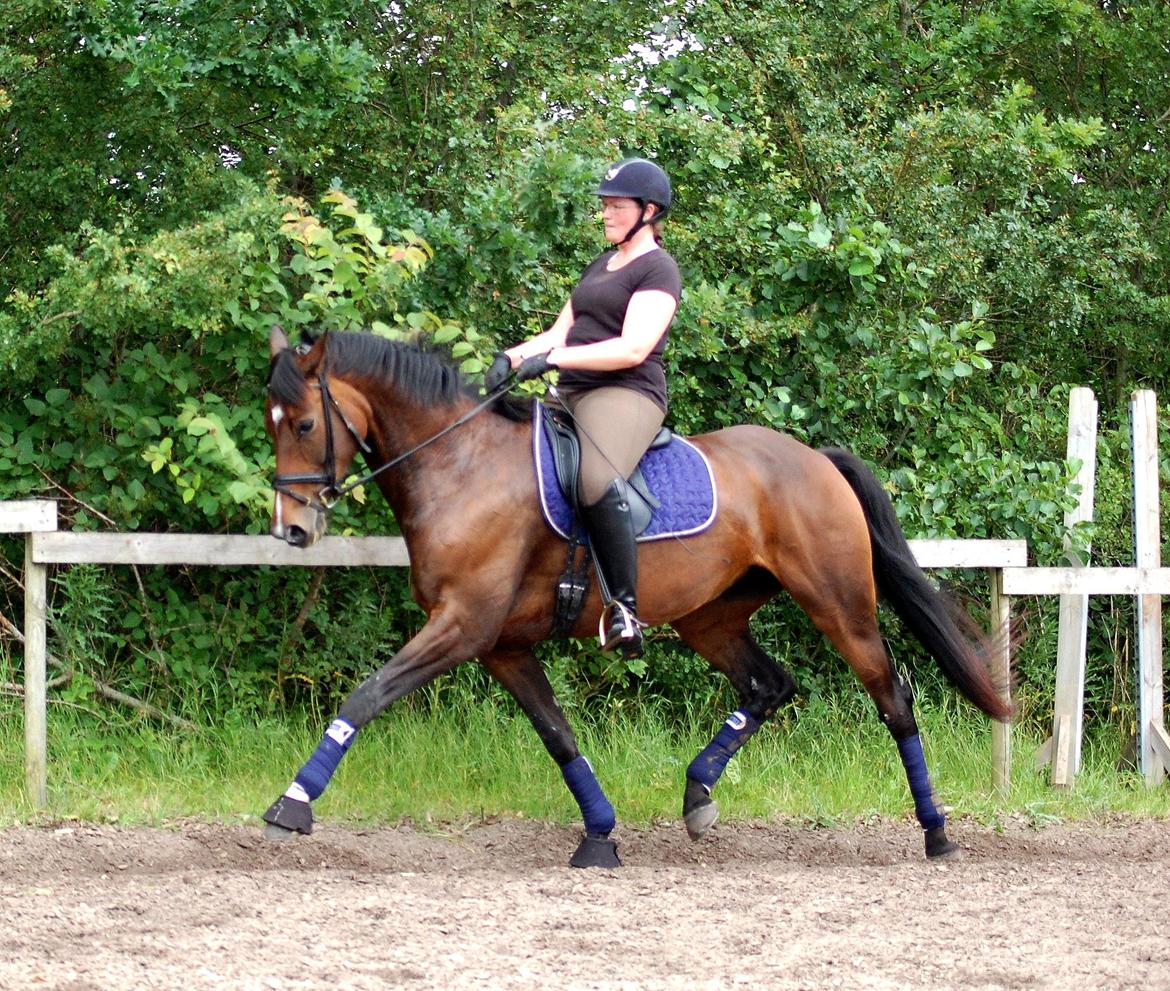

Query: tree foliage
1,0,1167,726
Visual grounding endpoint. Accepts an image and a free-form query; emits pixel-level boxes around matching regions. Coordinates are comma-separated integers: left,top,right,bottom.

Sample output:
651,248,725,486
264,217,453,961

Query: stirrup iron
599,600,644,653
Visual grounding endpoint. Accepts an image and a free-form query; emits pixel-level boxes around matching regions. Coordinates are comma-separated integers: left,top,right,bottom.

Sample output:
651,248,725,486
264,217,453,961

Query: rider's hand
483,351,512,392
514,352,557,383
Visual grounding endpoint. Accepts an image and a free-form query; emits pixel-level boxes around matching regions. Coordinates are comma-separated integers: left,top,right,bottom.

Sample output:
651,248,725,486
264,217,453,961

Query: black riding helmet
595,158,672,243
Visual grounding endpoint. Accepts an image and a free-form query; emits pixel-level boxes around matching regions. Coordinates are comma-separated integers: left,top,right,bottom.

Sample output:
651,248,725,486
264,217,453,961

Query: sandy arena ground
0,816,1167,991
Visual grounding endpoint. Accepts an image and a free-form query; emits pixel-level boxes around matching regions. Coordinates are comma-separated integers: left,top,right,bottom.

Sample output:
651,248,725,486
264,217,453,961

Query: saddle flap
543,406,655,535
534,402,716,545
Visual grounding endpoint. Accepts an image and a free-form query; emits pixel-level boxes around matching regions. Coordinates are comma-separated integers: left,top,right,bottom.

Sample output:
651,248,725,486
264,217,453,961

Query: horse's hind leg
782,571,960,860
481,647,620,869
843,630,959,859
671,586,796,840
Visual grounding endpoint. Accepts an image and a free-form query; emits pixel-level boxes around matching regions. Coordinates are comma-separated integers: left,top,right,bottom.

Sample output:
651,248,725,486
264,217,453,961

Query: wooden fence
1001,389,1170,788
2,499,1022,807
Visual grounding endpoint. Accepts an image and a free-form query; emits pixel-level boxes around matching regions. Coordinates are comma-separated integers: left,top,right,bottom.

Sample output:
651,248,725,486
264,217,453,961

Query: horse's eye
296,418,315,437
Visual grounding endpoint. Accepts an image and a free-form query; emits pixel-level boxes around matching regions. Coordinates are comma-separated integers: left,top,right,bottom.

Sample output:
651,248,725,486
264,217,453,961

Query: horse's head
266,325,372,547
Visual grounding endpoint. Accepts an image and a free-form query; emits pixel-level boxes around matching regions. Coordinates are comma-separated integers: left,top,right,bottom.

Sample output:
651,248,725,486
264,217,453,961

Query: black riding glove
515,352,557,382
483,351,512,392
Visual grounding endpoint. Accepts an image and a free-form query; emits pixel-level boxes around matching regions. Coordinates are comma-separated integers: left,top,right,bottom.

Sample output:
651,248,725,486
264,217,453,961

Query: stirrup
599,601,644,654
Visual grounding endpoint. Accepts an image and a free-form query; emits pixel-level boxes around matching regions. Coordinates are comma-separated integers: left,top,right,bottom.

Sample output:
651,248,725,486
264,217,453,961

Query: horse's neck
366,395,525,530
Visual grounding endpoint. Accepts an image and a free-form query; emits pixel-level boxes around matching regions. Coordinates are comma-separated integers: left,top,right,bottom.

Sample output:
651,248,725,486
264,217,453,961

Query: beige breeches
561,386,666,506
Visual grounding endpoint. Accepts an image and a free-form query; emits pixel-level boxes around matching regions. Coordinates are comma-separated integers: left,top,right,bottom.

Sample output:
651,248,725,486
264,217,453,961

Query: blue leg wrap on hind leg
897,733,945,832
687,710,761,790
286,718,358,802
562,756,616,836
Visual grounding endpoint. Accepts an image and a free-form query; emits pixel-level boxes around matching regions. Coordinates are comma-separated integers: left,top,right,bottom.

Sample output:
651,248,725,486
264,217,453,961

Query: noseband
272,367,372,514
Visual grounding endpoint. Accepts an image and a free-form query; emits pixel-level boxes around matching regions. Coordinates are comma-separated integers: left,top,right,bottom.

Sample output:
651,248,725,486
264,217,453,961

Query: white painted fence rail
4,501,1022,806
32,531,410,568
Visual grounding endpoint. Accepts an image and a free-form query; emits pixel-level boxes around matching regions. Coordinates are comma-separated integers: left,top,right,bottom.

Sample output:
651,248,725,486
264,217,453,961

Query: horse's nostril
286,525,308,547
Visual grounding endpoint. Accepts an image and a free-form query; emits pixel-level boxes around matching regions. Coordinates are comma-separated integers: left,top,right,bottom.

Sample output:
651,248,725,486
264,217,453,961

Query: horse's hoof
924,826,961,860
684,800,719,840
569,833,621,869
261,795,314,836
682,777,718,840
263,823,298,842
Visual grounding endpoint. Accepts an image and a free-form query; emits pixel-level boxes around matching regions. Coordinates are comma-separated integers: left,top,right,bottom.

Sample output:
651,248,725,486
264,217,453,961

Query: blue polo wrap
897,733,946,832
562,756,616,836
686,709,761,790
292,718,358,802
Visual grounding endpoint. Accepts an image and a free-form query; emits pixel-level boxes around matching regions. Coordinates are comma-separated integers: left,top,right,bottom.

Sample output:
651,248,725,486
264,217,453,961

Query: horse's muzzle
271,509,326,547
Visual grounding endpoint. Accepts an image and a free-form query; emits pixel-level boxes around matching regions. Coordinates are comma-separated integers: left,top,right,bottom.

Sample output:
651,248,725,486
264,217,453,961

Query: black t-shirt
558,248,682,412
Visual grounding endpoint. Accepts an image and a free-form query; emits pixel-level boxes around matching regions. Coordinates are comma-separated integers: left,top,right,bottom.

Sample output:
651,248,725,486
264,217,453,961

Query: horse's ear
300,330,329,375
269,324,289,357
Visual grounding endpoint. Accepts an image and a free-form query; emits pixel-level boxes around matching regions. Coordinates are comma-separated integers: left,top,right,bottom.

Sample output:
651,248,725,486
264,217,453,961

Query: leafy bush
2,0,1167,739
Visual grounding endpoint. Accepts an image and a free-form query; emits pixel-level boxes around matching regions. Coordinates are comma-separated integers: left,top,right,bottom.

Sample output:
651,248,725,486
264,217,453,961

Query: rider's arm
504,299,574,365
547,290,676,372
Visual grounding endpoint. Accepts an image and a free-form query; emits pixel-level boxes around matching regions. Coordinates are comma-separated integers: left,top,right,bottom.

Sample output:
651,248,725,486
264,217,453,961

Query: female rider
484,157,681,658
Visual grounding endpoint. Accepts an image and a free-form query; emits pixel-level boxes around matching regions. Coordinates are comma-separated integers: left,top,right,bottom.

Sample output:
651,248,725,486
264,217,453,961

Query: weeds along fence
1,496,1019,808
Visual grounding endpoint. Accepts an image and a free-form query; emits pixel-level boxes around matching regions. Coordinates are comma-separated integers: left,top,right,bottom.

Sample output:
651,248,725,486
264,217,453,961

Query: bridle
271,358,517,515
272,363,372,514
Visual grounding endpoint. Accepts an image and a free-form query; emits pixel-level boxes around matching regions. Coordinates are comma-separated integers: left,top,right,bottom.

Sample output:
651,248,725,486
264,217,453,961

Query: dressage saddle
541,404,669,535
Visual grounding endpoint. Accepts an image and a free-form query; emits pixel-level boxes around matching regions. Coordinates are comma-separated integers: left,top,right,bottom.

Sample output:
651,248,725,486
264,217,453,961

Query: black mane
267,331,532,422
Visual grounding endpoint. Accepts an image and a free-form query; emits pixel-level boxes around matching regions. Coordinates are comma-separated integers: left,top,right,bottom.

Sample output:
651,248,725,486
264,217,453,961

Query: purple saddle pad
532,402,718,543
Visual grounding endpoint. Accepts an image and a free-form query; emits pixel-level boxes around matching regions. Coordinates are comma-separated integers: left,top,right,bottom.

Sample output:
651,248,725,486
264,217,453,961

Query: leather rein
272,360,517,514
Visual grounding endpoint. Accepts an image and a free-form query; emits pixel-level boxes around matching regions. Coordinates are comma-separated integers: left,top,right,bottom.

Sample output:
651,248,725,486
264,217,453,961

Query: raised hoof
924,826,962,860
262,795,313,836
569,833,621,869
684,800,719,840
683,777,717,840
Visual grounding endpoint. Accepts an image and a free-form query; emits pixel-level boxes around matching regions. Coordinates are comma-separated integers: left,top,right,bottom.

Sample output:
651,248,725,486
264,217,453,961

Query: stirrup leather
599,600,644,650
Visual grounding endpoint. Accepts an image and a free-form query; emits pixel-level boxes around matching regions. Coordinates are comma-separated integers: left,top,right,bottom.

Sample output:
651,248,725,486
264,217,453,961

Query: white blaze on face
271,404,285,536
273,487,284,535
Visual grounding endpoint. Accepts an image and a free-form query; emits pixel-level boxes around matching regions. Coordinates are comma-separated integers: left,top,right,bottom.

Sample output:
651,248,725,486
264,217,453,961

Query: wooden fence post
0,500,59,808
1047,388,1098,785
24,536,48,807
1131,390,1167,786
989,567,1012,797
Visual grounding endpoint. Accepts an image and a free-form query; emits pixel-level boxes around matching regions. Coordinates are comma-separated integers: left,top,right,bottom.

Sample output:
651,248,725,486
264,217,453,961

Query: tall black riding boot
582,478,643,657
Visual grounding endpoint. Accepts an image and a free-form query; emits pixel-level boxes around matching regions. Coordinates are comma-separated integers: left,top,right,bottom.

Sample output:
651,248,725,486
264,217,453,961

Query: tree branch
279,567,325,687
0,610,199,733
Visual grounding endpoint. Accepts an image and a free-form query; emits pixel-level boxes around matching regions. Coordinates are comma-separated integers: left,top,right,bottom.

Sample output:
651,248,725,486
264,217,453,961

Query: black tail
819,447,1012,722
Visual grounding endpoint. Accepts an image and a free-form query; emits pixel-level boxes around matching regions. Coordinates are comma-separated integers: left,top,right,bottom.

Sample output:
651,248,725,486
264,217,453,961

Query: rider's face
600,197,645,243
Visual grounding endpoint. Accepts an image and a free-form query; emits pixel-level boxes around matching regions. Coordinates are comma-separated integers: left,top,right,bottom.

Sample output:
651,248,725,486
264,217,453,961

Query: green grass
0,694,1166,830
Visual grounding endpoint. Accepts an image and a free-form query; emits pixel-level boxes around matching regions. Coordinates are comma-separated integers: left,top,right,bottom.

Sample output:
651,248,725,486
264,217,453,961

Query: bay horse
261,325,1011,866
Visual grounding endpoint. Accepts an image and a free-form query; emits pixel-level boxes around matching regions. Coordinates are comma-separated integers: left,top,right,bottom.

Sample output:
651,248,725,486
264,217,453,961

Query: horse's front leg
482,647,620,869
262,604,483,838
672,604,796,840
